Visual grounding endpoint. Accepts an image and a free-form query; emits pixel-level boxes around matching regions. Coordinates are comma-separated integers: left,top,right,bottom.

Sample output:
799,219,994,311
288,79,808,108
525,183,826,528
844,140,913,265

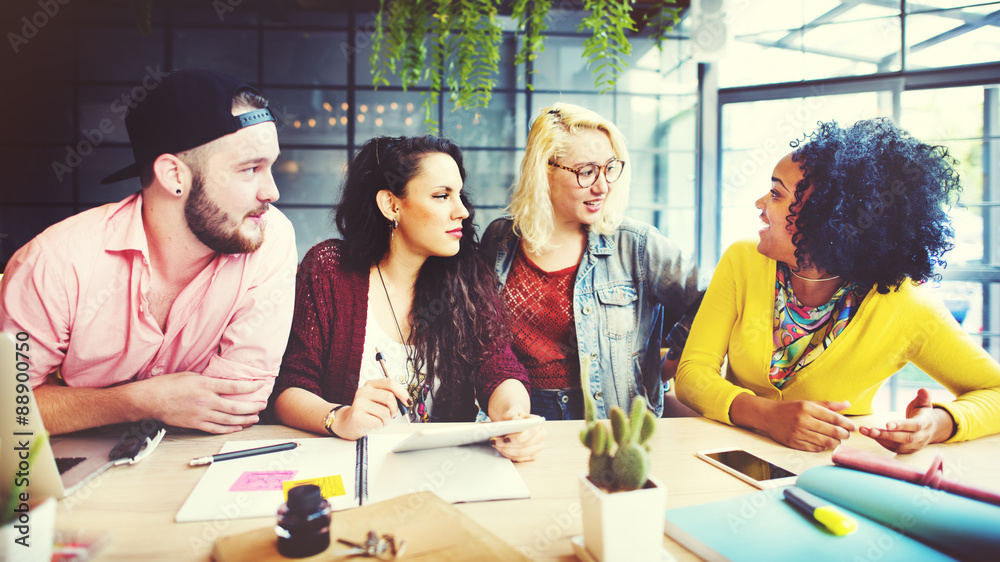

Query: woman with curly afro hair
676,118,1000,453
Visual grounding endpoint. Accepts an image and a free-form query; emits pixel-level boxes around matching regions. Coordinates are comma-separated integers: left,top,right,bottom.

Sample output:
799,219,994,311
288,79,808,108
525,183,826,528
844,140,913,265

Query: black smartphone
696,448,798,489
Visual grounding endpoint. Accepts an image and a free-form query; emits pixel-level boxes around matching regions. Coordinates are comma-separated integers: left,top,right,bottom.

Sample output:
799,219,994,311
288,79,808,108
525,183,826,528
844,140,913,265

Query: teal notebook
664,466,1000,562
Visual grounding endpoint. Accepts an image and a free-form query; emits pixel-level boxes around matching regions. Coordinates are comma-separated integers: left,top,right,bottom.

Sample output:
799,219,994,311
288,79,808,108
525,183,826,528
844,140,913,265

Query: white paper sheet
366,435,531,505
174,437,358,522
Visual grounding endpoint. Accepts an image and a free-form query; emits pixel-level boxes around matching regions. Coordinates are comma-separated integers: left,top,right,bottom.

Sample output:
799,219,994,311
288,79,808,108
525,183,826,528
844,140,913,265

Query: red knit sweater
502,248,578,389
267,240,528,422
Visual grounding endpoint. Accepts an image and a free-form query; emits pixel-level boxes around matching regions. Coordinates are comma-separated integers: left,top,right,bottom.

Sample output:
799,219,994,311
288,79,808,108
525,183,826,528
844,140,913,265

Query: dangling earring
390,217,397,241
392,218,398,230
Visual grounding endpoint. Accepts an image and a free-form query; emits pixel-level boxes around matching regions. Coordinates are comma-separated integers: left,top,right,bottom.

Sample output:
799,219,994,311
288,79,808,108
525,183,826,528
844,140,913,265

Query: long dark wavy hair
335,135,505,420
787,118,962,294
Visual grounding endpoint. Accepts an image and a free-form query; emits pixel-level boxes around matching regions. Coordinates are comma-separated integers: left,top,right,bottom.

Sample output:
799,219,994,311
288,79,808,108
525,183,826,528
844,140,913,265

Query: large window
709,1,1000,406
2,0,997,388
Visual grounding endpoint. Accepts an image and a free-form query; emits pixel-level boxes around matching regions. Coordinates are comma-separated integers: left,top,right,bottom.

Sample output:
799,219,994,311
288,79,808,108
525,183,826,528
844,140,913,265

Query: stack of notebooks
663,447,1000,561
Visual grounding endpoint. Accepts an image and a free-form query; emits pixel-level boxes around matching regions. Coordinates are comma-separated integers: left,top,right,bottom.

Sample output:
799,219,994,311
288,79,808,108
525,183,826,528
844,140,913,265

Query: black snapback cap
101,68,275,184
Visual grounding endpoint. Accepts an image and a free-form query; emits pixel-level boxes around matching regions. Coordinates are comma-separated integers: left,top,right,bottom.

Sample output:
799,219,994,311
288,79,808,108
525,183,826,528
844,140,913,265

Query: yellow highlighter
783,486,859,536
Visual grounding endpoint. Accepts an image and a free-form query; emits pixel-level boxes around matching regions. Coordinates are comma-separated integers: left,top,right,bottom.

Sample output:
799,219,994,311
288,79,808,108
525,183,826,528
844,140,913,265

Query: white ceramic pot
0,496,56,562
579,473,667,562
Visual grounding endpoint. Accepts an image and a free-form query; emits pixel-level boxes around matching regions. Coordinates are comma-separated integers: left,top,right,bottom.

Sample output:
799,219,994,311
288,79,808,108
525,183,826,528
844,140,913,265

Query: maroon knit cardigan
266,240,528,422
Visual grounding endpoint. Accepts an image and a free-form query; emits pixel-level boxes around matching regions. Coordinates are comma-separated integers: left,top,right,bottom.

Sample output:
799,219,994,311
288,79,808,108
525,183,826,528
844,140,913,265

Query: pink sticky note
229,470,298,492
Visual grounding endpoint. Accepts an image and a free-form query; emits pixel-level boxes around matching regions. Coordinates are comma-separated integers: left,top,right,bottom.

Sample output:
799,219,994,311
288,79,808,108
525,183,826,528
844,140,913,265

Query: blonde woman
480,103,703,420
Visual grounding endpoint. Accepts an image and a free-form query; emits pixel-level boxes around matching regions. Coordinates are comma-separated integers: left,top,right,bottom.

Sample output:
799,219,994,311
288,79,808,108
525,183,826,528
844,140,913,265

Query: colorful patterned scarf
770,263,863,388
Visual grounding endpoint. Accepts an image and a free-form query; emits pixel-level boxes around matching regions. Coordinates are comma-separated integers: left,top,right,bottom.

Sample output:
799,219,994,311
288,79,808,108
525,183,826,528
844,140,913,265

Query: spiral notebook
175,429,530,523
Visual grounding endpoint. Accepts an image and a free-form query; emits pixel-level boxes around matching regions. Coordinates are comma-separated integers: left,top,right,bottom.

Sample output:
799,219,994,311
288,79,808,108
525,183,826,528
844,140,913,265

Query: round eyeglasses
548,158,625,188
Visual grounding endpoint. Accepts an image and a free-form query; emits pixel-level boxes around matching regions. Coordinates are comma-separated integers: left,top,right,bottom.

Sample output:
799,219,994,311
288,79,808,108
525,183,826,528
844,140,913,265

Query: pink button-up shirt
0,193,296,403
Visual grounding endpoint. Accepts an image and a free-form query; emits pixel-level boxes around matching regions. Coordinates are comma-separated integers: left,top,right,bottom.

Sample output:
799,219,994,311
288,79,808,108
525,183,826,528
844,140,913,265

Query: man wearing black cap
0,69,297,435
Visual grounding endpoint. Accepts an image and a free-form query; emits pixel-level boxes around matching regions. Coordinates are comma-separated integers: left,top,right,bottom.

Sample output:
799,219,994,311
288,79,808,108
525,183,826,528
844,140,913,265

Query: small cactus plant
579,358,656,493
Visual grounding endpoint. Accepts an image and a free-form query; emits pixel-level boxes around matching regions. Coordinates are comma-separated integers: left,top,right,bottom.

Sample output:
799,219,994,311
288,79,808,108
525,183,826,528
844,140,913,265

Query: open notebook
175,430,531,523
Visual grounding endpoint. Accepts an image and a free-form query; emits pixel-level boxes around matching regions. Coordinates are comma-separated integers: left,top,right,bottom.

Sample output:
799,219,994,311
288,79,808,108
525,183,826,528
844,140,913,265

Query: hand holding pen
333,379,410,440
330,353,411,439
375,347,411,424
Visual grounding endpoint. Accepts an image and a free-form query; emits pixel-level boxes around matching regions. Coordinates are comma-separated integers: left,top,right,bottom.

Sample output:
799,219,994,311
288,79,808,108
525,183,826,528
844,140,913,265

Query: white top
361,304,435,418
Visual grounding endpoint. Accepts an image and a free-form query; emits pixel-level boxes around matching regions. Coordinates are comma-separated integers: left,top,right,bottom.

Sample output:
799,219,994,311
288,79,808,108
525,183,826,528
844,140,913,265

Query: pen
783,486,858,536
374,347,410,423
188,441,299,467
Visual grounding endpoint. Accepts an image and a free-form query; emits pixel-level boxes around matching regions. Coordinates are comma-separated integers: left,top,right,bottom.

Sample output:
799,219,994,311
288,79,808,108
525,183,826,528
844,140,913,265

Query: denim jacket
481,217,703,418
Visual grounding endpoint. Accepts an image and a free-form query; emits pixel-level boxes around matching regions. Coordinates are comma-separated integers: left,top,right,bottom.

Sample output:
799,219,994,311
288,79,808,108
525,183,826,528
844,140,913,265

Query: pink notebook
831,445,1000,507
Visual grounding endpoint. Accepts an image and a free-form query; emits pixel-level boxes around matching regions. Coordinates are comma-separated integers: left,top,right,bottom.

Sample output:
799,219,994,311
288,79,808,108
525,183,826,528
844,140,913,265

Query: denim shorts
530,387,585,421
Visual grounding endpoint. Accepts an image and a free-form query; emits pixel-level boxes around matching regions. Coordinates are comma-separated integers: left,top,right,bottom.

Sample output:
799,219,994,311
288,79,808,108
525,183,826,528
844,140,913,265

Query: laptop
1,331,164,499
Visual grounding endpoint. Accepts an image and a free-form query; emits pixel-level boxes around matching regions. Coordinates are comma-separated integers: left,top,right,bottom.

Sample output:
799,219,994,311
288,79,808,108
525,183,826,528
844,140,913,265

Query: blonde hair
508,102,631,254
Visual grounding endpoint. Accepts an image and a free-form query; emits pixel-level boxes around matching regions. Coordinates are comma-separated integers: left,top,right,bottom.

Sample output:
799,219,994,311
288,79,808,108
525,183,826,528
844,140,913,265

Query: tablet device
390,417,544,453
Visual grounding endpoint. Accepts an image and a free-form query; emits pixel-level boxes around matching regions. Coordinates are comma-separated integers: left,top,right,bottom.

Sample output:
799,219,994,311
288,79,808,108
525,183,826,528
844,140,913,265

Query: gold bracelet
322,404,347,436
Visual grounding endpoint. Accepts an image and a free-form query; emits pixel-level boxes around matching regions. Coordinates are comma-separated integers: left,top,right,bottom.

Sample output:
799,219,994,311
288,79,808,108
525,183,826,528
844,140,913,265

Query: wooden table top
49,415,1000,561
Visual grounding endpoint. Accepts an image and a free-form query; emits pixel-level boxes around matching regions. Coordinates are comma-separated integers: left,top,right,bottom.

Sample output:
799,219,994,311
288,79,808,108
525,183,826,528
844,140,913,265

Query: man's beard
184,173,267,254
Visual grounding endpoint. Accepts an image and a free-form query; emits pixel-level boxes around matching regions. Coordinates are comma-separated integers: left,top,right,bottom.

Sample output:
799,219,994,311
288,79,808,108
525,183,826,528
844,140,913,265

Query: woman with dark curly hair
676,118,1000,453
269,135,544,461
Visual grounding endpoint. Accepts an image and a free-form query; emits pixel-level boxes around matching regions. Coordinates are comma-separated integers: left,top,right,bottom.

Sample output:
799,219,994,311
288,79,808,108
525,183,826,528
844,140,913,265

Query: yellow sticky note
282,475,346,500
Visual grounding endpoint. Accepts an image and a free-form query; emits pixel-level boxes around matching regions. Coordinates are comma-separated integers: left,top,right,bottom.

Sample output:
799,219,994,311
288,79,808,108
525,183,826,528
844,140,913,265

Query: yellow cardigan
676,241,1000,442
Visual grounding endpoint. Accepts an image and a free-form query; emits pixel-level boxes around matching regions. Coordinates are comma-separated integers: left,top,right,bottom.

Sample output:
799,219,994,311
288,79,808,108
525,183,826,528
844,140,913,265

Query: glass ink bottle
275,484,331,558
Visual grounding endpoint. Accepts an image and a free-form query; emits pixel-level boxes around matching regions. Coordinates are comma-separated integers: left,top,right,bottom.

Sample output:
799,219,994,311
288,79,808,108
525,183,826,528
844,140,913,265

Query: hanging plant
449,0,503,111
641,1,684,53
512,0,553,89
371,0,430,90
370,0,501,133
370,0,685,130
580,0,636,93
